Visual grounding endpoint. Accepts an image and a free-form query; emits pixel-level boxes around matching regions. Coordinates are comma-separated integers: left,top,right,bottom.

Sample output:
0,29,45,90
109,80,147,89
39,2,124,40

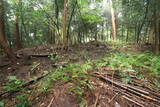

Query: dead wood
91,72,160,106
0,63,10,68
122,95,145,107
30,54,56,58
0,63,65,99
0,74,47,99
94,90,100,107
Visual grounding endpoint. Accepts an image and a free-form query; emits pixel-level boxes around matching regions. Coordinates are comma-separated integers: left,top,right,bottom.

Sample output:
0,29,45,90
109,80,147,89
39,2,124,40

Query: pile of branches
92,71,160,107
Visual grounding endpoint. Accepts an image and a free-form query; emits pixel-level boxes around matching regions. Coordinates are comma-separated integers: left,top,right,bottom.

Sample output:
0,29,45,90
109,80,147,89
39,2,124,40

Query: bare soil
0,41,159,107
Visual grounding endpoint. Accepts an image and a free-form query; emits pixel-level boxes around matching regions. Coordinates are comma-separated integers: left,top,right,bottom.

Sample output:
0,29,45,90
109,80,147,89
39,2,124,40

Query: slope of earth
0,41,159,107
0,41,110,86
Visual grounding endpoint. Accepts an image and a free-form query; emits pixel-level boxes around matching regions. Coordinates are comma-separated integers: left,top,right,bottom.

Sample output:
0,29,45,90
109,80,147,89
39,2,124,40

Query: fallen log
0,74,48,99
0,63,10,68
16,53,57,59
0,63,65,99
97,72,160,101
122,95,145,107
30,54,56,58
100,72,160,98
91,72,160,106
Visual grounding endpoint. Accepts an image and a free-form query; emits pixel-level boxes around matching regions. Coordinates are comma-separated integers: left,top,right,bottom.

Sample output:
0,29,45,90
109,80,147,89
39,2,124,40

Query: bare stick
91,72,160,105
122,95,145,107
94,91,100,107
108,92,120,103
47,98,54,107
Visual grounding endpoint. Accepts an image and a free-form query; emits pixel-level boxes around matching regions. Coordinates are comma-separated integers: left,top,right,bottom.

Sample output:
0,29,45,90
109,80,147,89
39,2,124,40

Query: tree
62,0,68,46
15,17,22,49
15,0,22,49
0,0,16,62
109,0,117,40
153,0,160,55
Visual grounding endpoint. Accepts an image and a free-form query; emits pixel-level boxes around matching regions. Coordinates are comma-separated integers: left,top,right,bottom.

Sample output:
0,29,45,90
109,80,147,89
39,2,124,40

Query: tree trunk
62,0,68,46
55,0,59,32
136,0,149,43
153,2,160,55
0,0,16,62
109,0,117,40
101,23,104,40
126,27,129,42
15,19,22,49
67,0,77,41
121,24,124,41
106,26,109,40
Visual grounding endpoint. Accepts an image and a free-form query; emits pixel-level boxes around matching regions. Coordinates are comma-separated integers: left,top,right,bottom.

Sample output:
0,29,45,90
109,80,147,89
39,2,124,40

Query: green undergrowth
38,51,160,106
2,76,22,92
2,50,160,106
107,40,128,50
38,62,93,106
95,52,160,89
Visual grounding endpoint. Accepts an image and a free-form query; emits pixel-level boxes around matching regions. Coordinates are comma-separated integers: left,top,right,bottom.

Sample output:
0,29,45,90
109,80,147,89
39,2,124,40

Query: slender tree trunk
67,0,77,41
136,0,149,43
62,0,68,46
15,18,22,49
126,27,129,42
109,0,117,40
153,1,160,55
101,23,104,40
55,0,59,32
110,27,112,40
134,26,137,43
0,0,16,62
144,22,150,43
121,24,124,41
106,26,109,40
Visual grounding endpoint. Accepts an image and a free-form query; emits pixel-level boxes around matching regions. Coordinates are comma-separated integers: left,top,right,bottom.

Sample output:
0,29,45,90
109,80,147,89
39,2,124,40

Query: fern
2,76,22,91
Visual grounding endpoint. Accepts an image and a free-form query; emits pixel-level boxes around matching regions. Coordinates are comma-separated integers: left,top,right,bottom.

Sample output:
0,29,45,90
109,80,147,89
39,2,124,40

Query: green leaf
0,102,4,107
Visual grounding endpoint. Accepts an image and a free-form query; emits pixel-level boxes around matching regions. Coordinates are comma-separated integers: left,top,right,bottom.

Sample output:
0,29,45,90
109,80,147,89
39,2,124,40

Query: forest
0,0,160,106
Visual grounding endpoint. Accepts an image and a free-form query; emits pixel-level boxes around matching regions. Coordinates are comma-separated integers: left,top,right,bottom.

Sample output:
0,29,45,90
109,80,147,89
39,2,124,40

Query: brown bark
136,0,149,43
0,0,16,62
62,0,68,45
15,19,22,49
153,1,160,55
67,0,77,40
109,0,117,40
126,27,129,42
121,24,124,40
0,23,17,62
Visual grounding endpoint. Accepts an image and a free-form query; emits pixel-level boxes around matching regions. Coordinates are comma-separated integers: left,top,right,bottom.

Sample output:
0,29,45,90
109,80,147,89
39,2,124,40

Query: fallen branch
108,92,120,103
17,53,57,59
30,54,56,58
94,90,100,107
91,72,160,106
99,67,124,71
122,95,145,107
0,63,65,99
0,63,9,68
0,74,48,99
47,98,54,107
99,72,160,99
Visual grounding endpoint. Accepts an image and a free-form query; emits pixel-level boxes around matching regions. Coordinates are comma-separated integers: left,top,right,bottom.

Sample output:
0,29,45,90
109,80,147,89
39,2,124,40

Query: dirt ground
0,41,110,85
0,41,159,107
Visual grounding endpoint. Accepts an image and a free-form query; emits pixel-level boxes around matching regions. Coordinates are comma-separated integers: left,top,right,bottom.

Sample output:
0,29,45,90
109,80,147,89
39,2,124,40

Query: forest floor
0,41,160,107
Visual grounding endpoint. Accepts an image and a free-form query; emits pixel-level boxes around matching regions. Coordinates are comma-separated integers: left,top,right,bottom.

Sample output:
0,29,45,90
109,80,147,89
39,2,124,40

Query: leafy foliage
0,102,4,107
14,94,32,107
95,52,160,88
82,13,103,24
2,76,22,91
38,62,93,105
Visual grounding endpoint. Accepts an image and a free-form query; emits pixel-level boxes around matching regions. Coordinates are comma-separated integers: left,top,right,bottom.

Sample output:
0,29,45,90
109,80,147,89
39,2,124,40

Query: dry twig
94,90,100,107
